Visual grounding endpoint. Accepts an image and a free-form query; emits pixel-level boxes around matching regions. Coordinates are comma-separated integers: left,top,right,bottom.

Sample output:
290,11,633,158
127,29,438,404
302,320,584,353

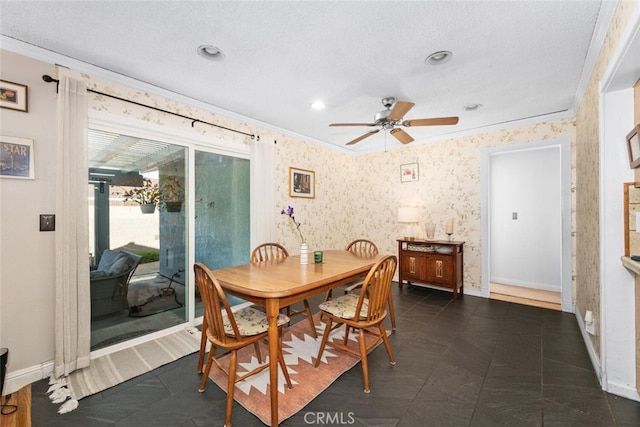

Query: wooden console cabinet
398,239,464,299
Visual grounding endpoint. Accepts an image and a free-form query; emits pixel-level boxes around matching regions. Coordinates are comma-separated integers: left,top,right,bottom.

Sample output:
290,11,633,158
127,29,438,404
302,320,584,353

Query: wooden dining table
212,249,383,426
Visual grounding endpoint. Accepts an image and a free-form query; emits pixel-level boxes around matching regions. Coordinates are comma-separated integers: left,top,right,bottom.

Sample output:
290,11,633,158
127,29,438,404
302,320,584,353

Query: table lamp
398,207,420,240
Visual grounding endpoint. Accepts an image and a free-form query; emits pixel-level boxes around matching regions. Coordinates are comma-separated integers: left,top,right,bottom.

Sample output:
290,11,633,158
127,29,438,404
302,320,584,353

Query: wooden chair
325,239,396,330
197,243,301,373
314,255,398,393
251,243,317,338
194,262,292,426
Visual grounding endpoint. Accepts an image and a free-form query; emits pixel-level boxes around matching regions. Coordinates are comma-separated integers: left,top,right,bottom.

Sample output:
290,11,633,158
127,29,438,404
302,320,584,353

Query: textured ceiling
0,1,611,153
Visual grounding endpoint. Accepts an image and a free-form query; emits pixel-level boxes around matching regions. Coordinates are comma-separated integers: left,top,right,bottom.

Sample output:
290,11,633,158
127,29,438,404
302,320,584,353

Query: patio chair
90,249,142,319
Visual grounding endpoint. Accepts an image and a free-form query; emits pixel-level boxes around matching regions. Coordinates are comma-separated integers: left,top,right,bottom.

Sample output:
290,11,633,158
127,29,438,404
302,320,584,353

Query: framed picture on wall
400,162,419,182
0,136,35,179
627,125,640,169
0,80,28,112
289,167,315,198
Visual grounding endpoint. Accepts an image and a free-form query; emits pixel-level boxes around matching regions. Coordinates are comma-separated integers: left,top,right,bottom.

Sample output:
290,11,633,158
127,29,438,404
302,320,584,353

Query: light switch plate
39,214,55,231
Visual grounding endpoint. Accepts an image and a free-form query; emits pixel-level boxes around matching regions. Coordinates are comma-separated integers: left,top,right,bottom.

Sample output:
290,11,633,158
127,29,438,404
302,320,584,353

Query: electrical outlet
586,321,595,335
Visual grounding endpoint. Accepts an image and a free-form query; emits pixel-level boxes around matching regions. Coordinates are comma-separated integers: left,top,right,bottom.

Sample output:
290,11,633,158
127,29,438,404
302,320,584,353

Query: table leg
266,298,279,426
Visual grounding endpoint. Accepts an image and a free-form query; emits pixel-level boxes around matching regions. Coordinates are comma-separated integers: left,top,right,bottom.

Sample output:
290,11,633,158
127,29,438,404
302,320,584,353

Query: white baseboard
575,309,604,384
3,360,53,396
605,380,640,402
464,287,485,298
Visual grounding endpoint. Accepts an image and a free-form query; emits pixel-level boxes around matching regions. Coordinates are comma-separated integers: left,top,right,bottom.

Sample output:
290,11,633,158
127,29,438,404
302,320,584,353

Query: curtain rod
42,74,258,141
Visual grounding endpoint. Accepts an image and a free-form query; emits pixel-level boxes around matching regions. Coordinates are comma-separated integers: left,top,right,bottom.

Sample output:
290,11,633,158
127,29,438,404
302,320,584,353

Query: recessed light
197,45,225,61
464,103,483,111
311,100,326,110
425,50,452,65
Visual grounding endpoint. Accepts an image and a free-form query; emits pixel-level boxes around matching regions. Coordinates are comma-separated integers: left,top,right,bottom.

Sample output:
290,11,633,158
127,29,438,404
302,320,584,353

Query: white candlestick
445,218,454,235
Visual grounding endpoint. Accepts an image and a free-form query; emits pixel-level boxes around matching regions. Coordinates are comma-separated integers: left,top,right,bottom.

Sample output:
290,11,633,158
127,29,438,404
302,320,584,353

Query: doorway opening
482,137,572,312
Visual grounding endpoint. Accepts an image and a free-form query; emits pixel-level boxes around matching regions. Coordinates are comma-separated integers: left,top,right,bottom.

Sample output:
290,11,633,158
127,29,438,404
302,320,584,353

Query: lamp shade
398,207,420,223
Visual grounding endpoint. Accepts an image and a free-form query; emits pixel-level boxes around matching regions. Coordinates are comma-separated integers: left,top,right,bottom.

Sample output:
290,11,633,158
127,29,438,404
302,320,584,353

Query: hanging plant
119,178,160,213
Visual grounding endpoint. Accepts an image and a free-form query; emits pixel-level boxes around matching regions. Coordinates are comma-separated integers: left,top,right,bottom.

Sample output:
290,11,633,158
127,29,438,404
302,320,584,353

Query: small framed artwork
627,125,640,169
0,80,28,112
0,136,35,179
400,162,419,182
289,167,315,198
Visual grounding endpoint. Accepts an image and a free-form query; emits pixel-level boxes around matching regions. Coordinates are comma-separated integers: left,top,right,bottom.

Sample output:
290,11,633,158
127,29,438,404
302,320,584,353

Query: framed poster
289,167,315,198
627,125,640,169
0,80,28,112
0,136,35,179
400,162,419,182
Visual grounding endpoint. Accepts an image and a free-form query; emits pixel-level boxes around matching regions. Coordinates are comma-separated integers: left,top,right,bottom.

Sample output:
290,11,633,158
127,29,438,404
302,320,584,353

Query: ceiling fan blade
402,116,459,127
346,129,380,145
390,128,414,144
330,123,377,127
387,101,415,121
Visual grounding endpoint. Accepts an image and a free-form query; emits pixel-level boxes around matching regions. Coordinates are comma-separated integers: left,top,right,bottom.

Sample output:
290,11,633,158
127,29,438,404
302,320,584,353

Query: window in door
88,128,187,351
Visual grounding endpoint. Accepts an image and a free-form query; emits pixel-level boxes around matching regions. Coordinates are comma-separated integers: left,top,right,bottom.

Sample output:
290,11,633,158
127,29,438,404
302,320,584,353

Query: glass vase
300,242,308,265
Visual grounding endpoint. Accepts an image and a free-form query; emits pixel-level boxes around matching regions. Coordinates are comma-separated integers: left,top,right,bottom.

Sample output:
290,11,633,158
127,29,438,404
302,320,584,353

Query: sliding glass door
88,128,188,350
194,149,250,314
87,127,251,350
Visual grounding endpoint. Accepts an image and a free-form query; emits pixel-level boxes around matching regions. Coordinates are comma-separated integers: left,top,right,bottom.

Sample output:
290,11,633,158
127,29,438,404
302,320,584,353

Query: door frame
480,137,573,312
88,111,250,355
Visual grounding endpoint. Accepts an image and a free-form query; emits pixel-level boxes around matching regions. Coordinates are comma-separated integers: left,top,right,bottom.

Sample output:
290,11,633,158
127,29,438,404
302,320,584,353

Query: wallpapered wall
346,121,576,293
575,0,637,357
70,70,576,296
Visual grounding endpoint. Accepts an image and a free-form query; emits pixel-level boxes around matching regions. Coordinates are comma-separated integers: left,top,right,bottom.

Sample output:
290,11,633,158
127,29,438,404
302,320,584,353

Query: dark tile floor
31,285,640,426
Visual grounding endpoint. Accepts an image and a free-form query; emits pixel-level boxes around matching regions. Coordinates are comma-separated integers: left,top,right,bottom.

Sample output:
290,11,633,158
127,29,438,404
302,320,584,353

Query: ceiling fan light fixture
425,50,452,65
197,45,225,61
464,103,483,111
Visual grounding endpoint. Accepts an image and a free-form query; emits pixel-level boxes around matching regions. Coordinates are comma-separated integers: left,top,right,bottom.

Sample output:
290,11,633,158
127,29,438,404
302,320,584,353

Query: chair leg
199,349,215,392
343,323,351,345
358,328,370,393
197,316,208,373
253,341,262,363
278,328,293,389
303,299,317,338
314,317,333,367
387,293,397,331
378,323,396,366
225,350,238,427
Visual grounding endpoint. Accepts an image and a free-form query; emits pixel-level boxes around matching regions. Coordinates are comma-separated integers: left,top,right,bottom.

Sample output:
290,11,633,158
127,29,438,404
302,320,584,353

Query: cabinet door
425,254,455,285
400,252,427,281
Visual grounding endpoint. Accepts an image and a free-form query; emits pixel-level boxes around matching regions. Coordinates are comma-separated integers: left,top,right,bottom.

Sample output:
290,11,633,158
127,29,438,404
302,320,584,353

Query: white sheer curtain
53,75,91,378
250,137,276,248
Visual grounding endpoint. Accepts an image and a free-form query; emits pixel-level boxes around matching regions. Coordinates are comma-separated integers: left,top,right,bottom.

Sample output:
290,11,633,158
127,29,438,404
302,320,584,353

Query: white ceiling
0,1,614,153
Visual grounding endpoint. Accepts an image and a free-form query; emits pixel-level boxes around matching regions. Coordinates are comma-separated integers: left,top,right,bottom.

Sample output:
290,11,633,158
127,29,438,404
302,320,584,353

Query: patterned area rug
206,314,386,425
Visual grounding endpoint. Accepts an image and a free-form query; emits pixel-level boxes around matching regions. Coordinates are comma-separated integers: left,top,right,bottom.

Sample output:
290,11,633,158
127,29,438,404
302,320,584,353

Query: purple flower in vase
281,205,304,242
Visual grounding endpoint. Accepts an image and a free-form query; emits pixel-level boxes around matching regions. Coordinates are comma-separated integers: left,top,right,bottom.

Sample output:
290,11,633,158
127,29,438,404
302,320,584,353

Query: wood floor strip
0,384,31,427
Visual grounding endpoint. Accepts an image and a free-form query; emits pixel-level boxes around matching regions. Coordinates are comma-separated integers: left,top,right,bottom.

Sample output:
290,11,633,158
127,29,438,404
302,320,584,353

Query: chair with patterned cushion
251,243,317,338
314,254,397,393
194,262,292,426
325,239,396,330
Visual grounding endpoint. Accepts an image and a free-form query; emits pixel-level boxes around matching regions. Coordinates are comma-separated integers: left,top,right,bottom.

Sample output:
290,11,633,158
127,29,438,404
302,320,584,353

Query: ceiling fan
330,97,459,145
